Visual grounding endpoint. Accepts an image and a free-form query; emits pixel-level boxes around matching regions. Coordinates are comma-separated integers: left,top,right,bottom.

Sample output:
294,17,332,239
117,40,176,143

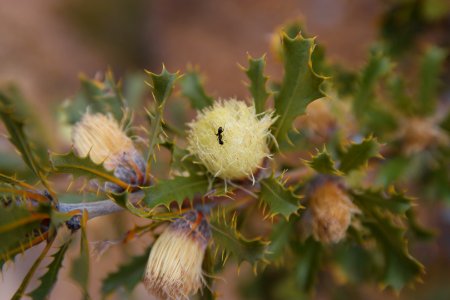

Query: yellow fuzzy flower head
307,176,359,244
187,99,275,180
144,210,211,300
72,113,147,189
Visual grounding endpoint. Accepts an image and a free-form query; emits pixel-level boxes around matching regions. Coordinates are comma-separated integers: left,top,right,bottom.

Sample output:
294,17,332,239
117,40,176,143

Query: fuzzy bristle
144,211,211,300
72,113,135,170
187,99,275,180
308,177,358,244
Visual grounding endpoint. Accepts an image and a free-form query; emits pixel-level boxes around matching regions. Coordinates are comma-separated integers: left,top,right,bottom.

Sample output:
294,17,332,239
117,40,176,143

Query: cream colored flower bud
307,176,358,244
399,117,448,155
187,99,275,180
72,113,147,189
144,211,211,300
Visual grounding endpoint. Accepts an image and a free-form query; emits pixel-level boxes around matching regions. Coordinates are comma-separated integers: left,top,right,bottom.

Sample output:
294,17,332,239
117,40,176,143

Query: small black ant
215,126,224,145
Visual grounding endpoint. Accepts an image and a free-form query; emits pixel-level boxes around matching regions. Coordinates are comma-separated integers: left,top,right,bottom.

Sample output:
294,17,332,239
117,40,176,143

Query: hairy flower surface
72,113,147,188
144,211,211,300
307,176,358,244
187,99,274,180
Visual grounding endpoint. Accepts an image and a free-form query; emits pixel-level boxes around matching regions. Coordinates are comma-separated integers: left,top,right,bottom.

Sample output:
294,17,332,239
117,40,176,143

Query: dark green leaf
339,137,381,174
180,68,213,109
145,66,178,166
146,66,178,106
294,237,323,292
12,236,56,300
305,148,339,175
417,46,447,115
50,151,129,189
259,177,301,219
353,50,391,117
70,211,90,298
351,189,411,214
102,247,150,296
0,205,49,269
364,220,423,291
244,55,270,114
28,239,71,299
267,219,295,261
272,33,325,146
0,88,51,188
142,174,209,209
210,213,268,266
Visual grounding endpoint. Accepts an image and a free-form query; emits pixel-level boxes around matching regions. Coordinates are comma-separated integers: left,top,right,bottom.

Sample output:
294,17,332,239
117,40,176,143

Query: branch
58,191,144,219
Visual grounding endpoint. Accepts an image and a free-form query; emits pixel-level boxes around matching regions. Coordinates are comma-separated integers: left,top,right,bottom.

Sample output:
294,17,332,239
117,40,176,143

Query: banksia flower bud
72,113,147,189
306,176,358,244
399,117,448,155
144,210,211,300
187,99,275,180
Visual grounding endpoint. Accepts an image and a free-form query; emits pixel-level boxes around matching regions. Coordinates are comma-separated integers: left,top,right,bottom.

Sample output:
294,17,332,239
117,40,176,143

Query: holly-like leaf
416,46,447,116
272,33,325,146
101,247,150,296
210,213,268,267
353,50,392,117
364,220,424,291
351,189,411,214
146,66,178,106
145,66,179,166
244,54,270,114
70,210,90,298
180,68,213,110
259,177,301,219
267,219,295,261
0,88,51,188
338,137,381,174
28,239,71,299
353,193,424,290
0,205,49,269
11,236,56,300
142,174,209,209
293,237,323,292
305,148,339,175
50,151,129,189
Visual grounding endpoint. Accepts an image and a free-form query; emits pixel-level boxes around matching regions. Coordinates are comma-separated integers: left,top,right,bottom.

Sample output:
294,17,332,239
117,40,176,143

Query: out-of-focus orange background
1,1,449,299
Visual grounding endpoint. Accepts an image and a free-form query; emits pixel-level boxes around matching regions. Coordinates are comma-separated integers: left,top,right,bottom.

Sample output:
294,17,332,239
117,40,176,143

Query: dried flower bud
399,117,448,155
306,176,358,244
144,211,211,300
187,99,275,180
72,113,147,189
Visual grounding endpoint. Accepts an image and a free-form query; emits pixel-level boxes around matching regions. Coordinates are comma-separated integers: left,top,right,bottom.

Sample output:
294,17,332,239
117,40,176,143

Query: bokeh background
0,0,449,299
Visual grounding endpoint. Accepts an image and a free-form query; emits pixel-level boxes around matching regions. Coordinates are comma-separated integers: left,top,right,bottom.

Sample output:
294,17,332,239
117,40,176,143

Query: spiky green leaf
267,219,295,261
28,239,71,299
259,177,301,219
0,205,49,269
142,174,209,209
272,33,325,145
0,88,51,187
305,148,339,175
245,55,270,114
146,66,178,106
210,215,268,266
294,237,323,292
417,46,447,115
353,193,424,290
339,137,381,174
101,247,150,296
353,50,391,117
70,211,90,298
180,68,213,109
50,151,129,189
352,189,411,214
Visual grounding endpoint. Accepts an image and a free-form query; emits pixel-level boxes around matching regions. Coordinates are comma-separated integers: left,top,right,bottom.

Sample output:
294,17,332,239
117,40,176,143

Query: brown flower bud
306,176,358,244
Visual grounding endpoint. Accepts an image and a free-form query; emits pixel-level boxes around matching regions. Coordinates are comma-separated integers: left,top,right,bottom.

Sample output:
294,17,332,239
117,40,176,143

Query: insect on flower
215,126,224,145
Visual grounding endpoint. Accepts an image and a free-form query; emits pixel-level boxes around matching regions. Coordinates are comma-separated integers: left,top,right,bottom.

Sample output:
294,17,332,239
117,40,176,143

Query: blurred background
0,0,449,299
